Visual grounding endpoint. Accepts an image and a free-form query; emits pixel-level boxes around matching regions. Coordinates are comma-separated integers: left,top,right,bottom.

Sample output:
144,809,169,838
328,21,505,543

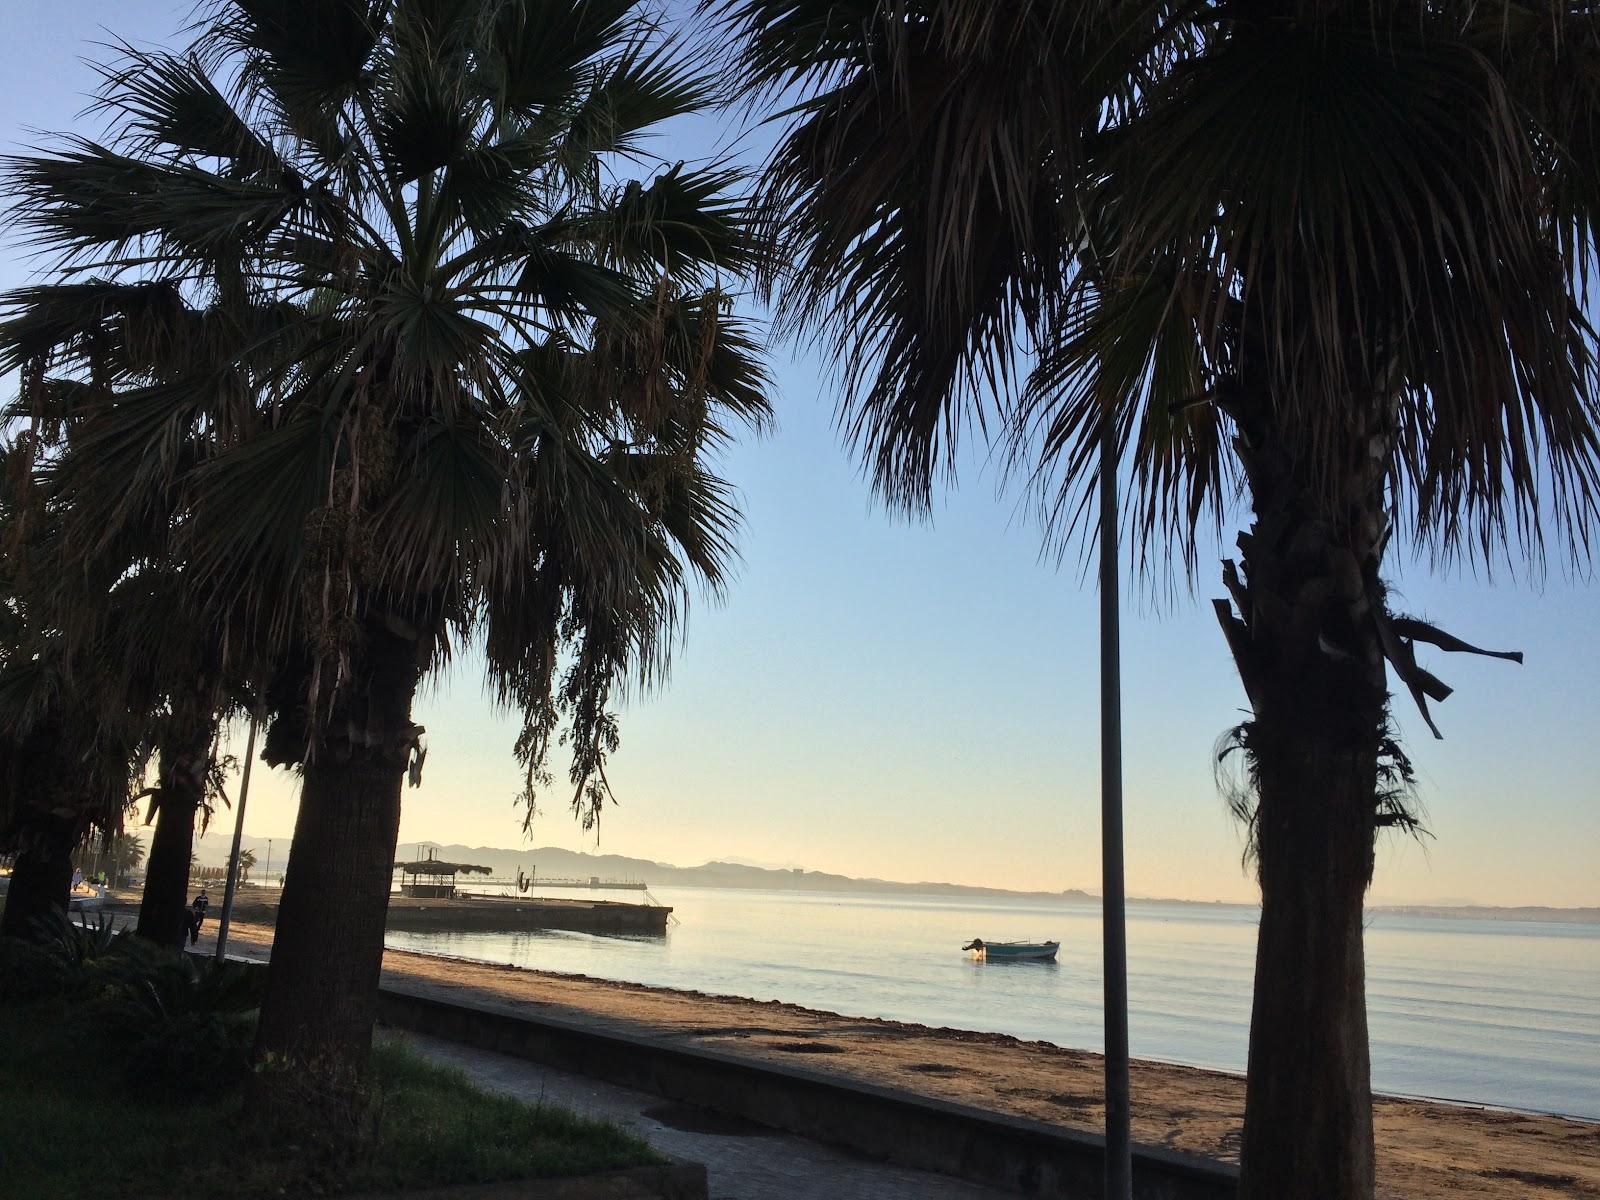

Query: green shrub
125,1009,255,1095
0,910,123,999
0,936,65,1000
95,952,265,1095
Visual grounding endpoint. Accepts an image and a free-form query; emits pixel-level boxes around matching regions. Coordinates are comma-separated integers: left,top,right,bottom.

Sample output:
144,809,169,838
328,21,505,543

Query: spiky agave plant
712,2,1600,1196
3,0,769,1113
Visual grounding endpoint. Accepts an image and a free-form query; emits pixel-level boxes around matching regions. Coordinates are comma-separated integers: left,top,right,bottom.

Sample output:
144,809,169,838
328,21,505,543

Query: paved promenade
404,1032,1015,1200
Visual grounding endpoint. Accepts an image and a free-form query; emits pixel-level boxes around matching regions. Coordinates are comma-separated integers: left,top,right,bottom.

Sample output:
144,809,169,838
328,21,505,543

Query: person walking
187,888,210,947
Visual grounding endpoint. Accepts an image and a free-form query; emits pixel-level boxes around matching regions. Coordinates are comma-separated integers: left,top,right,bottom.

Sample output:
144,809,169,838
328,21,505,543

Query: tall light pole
1100,405,1132,1198
215,708,261,960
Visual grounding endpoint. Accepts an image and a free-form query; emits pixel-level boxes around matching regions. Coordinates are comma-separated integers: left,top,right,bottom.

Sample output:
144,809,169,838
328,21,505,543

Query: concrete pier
212,894,673,937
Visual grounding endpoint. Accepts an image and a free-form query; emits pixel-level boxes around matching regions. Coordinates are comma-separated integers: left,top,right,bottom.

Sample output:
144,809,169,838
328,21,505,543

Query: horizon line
184,830,1600,912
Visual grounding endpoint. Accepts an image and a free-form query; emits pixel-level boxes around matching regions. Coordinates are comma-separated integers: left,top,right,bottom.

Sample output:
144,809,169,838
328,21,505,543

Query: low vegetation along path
211,923,1599,1200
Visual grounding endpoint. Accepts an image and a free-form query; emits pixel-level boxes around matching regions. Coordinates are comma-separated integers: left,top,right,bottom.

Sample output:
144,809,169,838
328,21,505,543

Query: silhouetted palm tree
0,335,252,948
712,4,1600,1195
5,0,767,1116
0,448,150,938
0,659,145,940
106,832,146,887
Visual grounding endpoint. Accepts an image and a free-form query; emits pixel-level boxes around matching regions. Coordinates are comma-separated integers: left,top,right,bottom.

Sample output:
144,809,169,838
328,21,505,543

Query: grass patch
354,1038,663,1188
0,1000,662,1199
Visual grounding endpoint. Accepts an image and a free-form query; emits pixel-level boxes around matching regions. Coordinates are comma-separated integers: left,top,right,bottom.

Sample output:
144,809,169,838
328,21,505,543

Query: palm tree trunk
1216,393,1392,1200
0,811,80,941
136,717,214,948
1240,728,1377,1199
251,618,423,1126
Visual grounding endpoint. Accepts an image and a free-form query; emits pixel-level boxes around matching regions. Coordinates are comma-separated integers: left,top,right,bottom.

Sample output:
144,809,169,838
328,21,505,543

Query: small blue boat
963,938,1059,962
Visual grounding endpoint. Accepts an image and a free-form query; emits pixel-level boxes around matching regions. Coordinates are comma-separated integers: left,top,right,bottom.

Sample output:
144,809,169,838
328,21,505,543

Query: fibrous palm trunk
136,709,215,948
251,618,424,1126
1243,722,1378,1198
0,811,80,941
1215,390,1393,1200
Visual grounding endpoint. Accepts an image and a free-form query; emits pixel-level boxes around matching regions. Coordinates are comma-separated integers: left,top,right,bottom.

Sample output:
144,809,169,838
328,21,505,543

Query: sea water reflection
382,886,1600,1119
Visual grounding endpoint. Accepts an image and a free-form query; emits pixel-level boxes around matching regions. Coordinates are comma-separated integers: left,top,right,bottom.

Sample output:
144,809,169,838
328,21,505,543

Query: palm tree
0,477,150,939
0,239,268,950
112,571,244,948
0,435,215,947
0,693,133,939
712,3,1600,1196
0,674,132,940
135,689,239,948
106,831,146,887
237,847,256,883
4,0,767,1116
0,370,250,949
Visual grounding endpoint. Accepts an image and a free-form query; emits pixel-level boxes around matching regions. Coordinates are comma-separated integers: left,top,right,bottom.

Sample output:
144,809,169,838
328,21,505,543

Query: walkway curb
344,1164,707,1200
374,984,1239,1199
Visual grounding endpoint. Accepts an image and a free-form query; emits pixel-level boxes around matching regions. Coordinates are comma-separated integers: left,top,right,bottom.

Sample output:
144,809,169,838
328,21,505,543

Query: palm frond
5,139,339,271
557,33,715,165
721,0,1600,571
593,163,758,283
198,0,384,123
3,0,770,825
479,0,640,117
718,0,1093,511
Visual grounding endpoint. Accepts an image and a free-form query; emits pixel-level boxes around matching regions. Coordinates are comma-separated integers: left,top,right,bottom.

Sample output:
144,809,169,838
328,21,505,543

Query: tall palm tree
114,570,245,949
134,679,240,948
0,674,141,940
0,664,139,939
0,299,256,950
4,0,767,1116
0,446,151,938
106,831,146,887
712,3,1600,1196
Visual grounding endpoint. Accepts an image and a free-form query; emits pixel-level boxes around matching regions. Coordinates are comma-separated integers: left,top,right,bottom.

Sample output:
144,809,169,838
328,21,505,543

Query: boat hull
968,940,1059,962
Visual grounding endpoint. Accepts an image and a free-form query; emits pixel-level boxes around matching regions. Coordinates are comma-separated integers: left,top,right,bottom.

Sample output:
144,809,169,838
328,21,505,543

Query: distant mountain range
400,841,1098,902
178,832,1597,920
1365,903,1600,925
183,831,1090,901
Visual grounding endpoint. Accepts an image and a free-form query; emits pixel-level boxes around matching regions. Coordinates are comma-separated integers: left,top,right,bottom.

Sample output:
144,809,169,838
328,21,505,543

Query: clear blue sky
4,2,1596,906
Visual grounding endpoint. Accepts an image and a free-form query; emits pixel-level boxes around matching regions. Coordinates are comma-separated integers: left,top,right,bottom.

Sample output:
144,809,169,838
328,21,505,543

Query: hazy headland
189,834,1597,923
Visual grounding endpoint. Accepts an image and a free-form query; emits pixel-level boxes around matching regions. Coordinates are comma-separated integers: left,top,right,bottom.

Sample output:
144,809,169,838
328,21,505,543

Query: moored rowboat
962,938,1059,962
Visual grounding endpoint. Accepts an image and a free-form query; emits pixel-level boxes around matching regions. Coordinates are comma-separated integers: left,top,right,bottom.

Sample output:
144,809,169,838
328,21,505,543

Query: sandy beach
213,922,1598,1199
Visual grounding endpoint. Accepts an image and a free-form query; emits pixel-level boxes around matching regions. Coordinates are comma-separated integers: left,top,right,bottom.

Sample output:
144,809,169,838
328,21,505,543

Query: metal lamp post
1100,405,1132,1199
215,710,261,961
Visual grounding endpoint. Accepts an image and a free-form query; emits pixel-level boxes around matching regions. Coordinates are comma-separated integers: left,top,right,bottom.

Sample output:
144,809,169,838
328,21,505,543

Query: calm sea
383,886,1600,1120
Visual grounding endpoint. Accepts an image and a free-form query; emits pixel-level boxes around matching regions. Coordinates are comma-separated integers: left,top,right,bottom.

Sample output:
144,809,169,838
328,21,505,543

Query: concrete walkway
401,1032,1016,1200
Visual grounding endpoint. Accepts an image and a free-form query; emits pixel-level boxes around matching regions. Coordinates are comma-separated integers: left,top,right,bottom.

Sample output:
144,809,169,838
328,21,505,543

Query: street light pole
215,709,261,961
1100,405,1133,1199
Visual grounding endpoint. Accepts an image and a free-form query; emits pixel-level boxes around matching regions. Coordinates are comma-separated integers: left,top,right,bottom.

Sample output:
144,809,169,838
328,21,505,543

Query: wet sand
216,922,1599,1199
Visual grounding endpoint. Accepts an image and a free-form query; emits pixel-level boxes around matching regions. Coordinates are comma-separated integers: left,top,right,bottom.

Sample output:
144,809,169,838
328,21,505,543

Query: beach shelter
394,850,493,898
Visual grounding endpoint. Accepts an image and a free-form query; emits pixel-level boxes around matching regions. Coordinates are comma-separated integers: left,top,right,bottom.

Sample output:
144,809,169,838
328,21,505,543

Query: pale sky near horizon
3,2,1596,907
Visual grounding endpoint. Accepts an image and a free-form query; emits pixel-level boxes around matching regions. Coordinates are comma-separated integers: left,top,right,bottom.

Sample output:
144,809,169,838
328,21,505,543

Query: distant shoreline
650,886,1600,924
182,833,1600,922
1365,903,1600,925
